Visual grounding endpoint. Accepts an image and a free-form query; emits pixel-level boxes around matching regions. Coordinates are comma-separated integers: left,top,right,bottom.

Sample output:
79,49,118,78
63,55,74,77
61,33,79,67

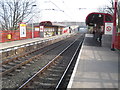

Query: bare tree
106,0,114,14
97,0,114,15
97,6,108,13
97,0,120,30
0,0,36,30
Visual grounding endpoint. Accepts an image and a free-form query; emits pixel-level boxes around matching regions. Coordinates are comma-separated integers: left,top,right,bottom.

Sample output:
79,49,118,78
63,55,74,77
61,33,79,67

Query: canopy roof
86,12,113,26
40,21,66,27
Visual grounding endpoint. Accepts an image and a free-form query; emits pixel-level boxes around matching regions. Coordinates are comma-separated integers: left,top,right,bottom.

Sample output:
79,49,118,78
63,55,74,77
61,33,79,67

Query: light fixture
99,14,102,18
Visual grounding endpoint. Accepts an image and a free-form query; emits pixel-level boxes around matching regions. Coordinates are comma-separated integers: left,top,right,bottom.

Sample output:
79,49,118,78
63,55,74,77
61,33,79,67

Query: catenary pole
111,0,118,50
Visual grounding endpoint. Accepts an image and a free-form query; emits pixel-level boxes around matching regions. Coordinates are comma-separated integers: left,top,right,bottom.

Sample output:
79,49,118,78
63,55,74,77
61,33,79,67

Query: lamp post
32,5,37,38
111,0,118,50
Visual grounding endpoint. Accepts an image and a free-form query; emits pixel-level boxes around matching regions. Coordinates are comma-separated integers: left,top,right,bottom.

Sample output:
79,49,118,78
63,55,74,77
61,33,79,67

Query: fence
0,30,40,43
0,30,120,50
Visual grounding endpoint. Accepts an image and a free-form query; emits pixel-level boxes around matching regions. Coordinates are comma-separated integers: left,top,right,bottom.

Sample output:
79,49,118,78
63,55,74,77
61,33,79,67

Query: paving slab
67,34,119,89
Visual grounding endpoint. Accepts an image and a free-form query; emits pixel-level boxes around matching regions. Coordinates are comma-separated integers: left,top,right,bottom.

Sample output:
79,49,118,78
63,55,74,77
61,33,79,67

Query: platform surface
67,34,119,89
0,33,71,50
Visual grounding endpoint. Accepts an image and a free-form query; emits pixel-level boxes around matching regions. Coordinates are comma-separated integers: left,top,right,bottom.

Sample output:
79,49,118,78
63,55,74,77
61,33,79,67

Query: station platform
67,34,119,89
0,33,72,50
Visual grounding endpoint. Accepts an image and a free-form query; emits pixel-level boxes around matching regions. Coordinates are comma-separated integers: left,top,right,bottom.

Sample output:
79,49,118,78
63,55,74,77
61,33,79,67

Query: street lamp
111,0,118,50
32,5,37,38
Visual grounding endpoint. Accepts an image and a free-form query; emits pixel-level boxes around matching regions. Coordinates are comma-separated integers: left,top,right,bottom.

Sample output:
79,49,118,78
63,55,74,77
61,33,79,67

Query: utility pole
32,5,37,38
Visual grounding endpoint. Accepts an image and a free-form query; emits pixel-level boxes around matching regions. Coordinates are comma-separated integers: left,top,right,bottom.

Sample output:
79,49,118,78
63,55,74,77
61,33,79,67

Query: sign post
40,26,44,38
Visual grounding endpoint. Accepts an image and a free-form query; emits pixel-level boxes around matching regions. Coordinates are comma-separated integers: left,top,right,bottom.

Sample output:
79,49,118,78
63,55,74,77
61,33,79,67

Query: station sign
40,26,44,32
35,27,39,31
105,23,113,35
20,24,26,37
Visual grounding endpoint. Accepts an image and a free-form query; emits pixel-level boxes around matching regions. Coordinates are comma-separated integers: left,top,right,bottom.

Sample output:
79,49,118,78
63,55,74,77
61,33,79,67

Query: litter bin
7,34,12,39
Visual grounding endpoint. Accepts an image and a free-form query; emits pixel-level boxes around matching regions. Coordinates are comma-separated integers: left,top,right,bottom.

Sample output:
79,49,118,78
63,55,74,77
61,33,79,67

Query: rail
55,40,83,90
17,37,79,90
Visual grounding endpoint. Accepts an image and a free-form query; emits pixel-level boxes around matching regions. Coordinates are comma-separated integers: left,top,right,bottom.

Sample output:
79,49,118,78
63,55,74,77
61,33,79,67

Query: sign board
40,26,44,32
35,27,39,31
20,24,26,37
105,23,113,35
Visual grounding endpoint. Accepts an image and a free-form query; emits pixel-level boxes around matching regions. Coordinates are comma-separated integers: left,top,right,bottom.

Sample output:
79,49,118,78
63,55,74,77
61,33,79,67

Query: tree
98,0,120,31
97,0,114,15
98,0,120,15
0,0,36,30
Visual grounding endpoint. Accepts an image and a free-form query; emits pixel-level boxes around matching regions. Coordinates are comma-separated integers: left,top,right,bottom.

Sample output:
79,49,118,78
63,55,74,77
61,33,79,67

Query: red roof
40,21,66,27
86,12,113,26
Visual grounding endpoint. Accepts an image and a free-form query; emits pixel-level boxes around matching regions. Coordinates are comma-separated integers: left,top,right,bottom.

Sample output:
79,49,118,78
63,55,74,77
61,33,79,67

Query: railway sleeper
1,68,6,72
17,58,24,61
46,77,58,81
24,55,31,58
41,71,59,78
25,63,31,66
47,69,64,74
7,73,15,76
2,77,7,80
21,66,26,69
8,62,15,66
2,65,11,69
13,60,21,64
0,68,2,72
48,73,60,78
20,57,29,61
50,66,64,70
29,61,35,64
35,77,58,84
15,69,21,72
50,66,67,71
34,59,38,62
33,82,56,89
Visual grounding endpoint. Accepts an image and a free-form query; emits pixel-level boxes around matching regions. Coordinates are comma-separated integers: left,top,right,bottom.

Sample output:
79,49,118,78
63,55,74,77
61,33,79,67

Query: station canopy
86,12,113,26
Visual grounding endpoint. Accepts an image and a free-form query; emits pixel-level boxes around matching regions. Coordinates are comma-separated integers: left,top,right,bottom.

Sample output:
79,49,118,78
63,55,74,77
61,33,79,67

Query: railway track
17,34,84,90
1,35,75,76
2,33,84,89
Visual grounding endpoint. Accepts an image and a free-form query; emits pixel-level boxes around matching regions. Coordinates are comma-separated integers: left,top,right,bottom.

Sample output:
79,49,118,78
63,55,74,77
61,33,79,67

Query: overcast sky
34,0,120,22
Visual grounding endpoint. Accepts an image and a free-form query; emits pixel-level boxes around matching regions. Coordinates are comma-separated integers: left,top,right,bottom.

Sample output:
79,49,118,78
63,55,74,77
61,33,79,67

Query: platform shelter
86,12,113,34
86,12,114,47
39,21,66,38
